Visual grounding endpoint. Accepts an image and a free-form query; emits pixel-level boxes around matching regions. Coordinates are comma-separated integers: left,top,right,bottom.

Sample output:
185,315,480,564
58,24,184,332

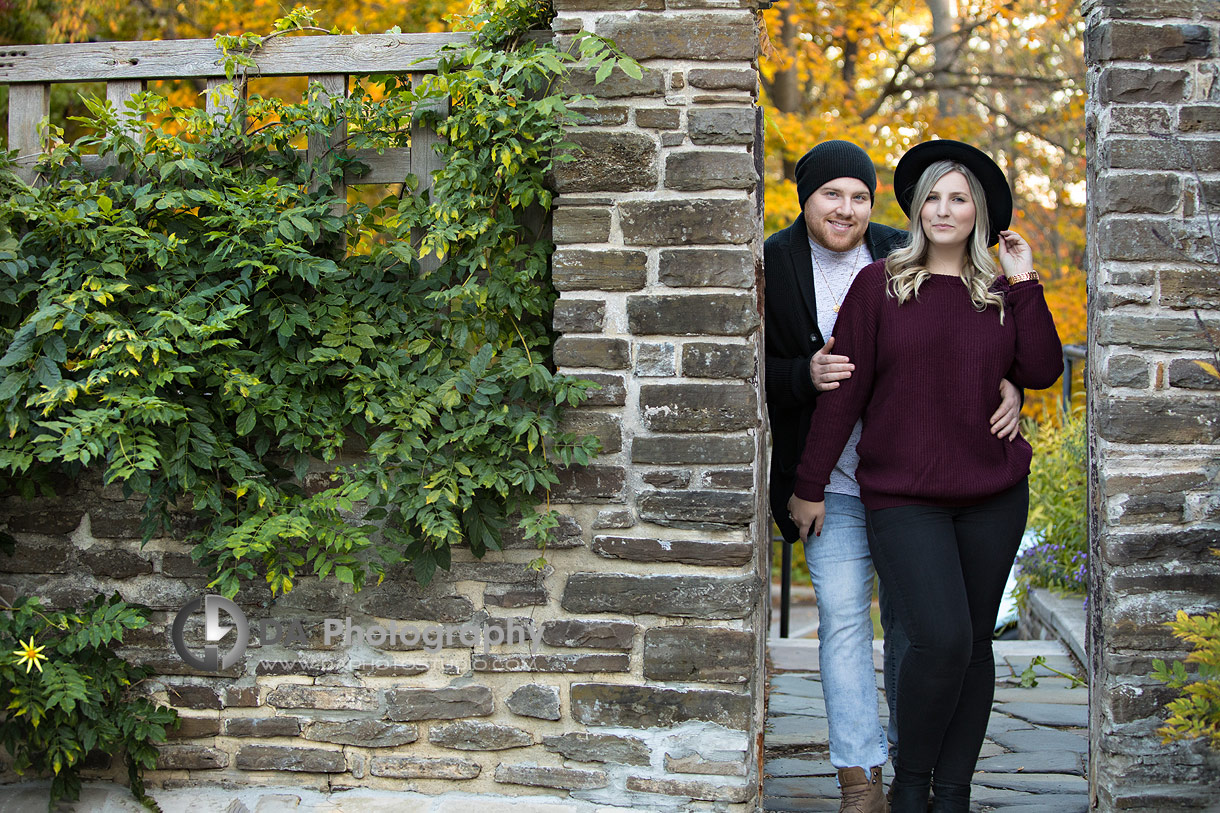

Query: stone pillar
548,0,767,808
1084,0,1220,809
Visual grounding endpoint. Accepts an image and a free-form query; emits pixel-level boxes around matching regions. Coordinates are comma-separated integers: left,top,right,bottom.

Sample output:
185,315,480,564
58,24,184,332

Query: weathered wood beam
205,76,243,125
105,79,146,140
7,83,49,184
306,74,349,211
0,33,469,84
345,148,413,186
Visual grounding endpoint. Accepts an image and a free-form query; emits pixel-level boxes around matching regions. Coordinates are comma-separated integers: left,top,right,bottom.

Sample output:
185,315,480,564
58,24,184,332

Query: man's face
802,177,872,253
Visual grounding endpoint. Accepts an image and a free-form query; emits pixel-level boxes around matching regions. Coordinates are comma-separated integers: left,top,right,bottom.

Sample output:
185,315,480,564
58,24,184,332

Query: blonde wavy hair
886,160,1006,324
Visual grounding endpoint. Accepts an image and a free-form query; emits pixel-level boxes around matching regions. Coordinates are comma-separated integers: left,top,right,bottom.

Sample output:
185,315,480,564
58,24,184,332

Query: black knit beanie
795,140,877,209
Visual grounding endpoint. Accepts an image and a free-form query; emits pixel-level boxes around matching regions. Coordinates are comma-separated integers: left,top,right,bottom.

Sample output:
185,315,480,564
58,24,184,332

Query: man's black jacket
763,216,908,543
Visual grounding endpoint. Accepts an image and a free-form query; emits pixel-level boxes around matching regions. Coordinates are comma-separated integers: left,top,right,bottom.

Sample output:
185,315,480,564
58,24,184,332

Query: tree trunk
763,1,803,178
925,0,963,117
769,3,802,112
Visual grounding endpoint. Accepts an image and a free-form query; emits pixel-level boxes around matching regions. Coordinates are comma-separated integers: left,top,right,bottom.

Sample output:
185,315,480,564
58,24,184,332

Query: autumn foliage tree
2,0,471,150
761,0,1086,417
2,0,467,44
6,0,1087,417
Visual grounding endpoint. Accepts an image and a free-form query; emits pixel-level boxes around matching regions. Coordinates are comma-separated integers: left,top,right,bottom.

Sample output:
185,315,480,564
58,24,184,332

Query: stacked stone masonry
0,3,768,810
1085,0,1220,809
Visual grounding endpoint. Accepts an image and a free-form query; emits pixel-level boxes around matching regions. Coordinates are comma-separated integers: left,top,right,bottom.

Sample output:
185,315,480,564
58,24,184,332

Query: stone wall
1084,0,1220,809
0,4,767,811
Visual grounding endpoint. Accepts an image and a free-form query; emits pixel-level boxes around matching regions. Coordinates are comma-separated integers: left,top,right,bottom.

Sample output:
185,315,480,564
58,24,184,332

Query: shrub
1153,609,1220,750
1013,408,1087,603
1153,551,1220,752
0,593,177,809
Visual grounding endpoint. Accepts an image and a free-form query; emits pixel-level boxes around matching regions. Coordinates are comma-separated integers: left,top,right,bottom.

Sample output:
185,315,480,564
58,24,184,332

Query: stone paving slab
992,686,1088,705
986,711,1036,735
988,726,1088,754
995,701,1089,728
976,741,1006,759
769,673,825,696
975,793,1089,813
768,692,827,716
764,753,836,778
995,652,1078,678
975,772,1089,795
970,786,1092,809
975,749,1086,775
765,634,1090,813
765,713,830,749
764,775,841,799
763,796,839,813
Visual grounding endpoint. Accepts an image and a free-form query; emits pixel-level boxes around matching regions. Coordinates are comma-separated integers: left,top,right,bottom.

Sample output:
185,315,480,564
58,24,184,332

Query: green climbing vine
0,0,636,599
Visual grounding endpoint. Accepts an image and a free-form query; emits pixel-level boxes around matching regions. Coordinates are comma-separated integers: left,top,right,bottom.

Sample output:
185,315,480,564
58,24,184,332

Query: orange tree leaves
761,0,1086,418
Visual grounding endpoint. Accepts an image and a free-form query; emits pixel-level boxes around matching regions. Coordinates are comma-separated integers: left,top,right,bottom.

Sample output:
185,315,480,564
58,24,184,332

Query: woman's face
920,170,976,251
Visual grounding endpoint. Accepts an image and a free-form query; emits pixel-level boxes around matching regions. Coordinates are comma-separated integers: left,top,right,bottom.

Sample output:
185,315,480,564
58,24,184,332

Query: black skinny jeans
865,479,1028,788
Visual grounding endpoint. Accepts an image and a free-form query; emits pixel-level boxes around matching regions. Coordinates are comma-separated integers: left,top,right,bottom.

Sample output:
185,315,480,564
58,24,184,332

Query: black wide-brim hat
893,139,1012,247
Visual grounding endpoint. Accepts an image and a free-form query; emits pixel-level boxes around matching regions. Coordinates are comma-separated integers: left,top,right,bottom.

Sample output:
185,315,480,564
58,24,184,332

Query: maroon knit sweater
793,260,1063,509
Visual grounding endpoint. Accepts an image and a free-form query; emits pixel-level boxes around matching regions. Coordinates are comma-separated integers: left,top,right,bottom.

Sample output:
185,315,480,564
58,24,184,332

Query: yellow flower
13,637,48,673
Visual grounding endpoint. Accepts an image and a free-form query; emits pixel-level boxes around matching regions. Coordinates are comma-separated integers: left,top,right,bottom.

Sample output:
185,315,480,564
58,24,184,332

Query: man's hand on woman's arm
809,336,856,392
990,379,1022,441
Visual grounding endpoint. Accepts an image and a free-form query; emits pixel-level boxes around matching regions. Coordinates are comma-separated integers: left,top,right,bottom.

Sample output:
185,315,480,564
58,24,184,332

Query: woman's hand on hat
998,229,1033,278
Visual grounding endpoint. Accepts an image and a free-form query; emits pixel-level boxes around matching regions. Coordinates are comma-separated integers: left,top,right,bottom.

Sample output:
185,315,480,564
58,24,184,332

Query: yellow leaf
1192,360,1219,379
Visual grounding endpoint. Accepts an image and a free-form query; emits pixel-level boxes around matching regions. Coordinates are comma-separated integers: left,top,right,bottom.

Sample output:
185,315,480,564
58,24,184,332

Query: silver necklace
811,242,868,313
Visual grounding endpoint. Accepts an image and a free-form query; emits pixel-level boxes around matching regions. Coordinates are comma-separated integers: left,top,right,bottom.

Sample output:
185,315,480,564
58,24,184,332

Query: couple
764,139,1063,813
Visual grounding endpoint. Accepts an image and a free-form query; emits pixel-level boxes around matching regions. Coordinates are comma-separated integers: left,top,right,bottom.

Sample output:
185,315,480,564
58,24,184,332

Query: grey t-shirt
808,237,873,499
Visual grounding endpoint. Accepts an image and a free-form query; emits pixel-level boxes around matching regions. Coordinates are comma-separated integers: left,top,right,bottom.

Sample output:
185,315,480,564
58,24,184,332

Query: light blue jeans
806,492,889,770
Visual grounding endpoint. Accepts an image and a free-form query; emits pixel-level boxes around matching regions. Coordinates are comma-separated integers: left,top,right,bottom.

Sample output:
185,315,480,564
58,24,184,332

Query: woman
786,139,1063,813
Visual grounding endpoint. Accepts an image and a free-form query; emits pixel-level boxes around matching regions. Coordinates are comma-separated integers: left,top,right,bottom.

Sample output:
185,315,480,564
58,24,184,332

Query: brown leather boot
839,766,888,813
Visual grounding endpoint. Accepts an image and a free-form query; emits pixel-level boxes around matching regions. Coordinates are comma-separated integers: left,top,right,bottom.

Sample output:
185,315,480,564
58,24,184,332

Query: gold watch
1006,271,1039,285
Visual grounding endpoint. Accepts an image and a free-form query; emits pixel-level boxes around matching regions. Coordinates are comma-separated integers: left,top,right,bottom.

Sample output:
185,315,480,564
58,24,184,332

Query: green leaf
594,61,613,84
0,324,36,368
33,356,62,388
236,409,256,437
0,372,28,401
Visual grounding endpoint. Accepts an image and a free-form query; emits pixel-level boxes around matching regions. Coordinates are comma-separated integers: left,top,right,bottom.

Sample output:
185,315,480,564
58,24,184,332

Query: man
763,140,1021,813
